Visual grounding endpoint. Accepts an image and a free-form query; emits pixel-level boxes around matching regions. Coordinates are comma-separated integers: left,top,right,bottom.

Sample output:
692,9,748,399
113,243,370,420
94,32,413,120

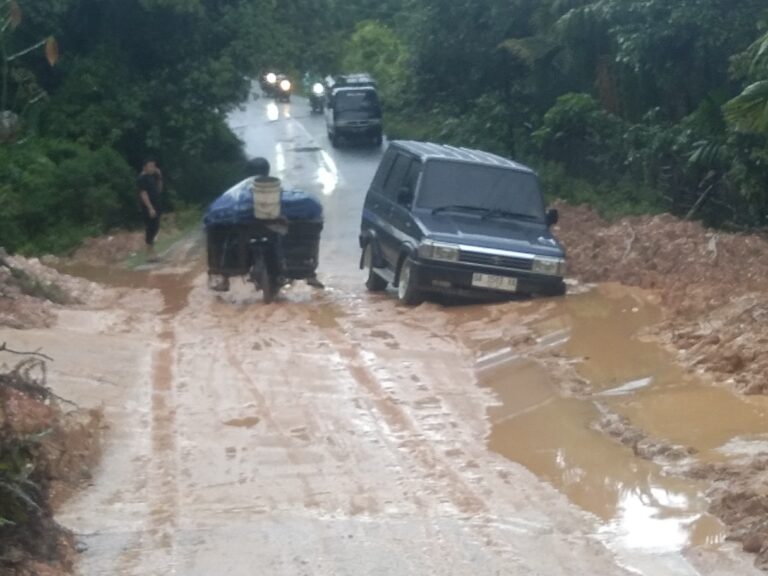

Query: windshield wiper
431,204,487,215
481,208,540,221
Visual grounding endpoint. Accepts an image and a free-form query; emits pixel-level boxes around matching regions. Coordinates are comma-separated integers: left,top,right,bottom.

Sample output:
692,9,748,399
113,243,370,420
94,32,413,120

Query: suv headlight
532,256,566,276
418,240,460,262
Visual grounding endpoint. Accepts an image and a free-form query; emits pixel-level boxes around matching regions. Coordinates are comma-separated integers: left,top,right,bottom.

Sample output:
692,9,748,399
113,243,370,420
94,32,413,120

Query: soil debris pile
0,348,101,576
70,231,145,267
591,407,697,462
0,249,101,330
555,203,768,395
687,456,768,569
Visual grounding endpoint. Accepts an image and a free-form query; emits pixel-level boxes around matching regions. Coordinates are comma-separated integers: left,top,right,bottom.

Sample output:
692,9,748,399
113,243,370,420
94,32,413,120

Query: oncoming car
325,74,383,147
359,141,567,304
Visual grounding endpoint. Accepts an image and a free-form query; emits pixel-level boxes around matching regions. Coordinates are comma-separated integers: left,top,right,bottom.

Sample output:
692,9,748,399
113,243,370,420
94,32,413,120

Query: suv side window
382,153,412,201
399,160,421,208
370,149,397,193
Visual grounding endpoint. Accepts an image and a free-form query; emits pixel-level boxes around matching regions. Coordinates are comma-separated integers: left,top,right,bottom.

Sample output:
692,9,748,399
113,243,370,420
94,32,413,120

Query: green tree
725,30,768,133
341,21,408,103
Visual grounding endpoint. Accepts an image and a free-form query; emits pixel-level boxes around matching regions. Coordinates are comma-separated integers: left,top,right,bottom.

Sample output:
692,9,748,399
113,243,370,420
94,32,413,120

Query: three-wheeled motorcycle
206,217,322,303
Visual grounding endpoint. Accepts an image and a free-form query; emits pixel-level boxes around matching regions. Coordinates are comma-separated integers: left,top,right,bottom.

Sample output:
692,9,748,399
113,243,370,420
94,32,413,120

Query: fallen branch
685,176,719,221
0,342,53,361
0,352,76,407
621,225,637,262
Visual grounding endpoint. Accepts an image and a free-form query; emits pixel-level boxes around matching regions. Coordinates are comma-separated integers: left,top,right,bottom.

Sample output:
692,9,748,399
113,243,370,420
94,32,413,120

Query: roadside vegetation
0,347,101,576
2,0,768,254
346,1,768,228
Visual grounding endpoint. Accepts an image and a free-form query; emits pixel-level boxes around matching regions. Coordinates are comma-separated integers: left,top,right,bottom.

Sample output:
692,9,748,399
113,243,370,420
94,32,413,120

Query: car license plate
472,273,518,292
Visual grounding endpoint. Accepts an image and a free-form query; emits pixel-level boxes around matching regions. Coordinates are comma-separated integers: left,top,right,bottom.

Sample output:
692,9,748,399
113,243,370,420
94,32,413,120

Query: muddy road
4,89,764,575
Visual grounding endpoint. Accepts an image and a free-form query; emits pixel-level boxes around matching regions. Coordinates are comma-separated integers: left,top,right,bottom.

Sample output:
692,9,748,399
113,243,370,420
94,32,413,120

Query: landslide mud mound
0,352,101,576
70,231,145,267
688,456,768,570
555,203,768,395
0,250,103,330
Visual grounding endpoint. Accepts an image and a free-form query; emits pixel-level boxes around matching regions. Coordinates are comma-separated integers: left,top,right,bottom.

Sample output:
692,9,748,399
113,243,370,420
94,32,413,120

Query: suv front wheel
397,258,423,305
363,244,387,292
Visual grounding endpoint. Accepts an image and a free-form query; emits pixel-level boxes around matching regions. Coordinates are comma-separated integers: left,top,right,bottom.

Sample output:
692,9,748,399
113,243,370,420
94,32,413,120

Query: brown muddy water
473,284,768,553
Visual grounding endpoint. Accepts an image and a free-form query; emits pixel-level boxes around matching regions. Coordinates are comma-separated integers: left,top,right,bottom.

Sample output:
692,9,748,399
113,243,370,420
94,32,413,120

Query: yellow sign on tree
45,37,58,66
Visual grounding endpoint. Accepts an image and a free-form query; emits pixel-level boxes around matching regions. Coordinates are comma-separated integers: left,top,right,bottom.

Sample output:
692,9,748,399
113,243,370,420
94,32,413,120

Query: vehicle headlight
280,79,291,91
418,240,460,262
532,256,566,276
266,72,276,84
312,83,325,95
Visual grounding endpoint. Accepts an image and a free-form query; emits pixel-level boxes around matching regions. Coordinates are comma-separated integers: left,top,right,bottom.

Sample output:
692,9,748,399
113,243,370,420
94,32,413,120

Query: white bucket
252,176,281,220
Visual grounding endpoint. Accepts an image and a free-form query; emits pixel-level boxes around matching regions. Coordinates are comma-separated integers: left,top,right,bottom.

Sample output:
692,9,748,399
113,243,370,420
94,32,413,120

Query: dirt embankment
0,353,102,576
68,231,145,267
0,251,105,575
555,202,768,395
556,202,768,568
0,249,104,331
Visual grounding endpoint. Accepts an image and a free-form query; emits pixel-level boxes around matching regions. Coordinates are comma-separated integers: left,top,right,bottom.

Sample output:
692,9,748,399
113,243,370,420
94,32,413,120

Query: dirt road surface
3,87,765,575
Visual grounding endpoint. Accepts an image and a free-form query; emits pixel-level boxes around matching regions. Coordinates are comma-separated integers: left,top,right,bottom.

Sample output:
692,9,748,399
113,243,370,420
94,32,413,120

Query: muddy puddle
474,284,768,554
56,262,195,314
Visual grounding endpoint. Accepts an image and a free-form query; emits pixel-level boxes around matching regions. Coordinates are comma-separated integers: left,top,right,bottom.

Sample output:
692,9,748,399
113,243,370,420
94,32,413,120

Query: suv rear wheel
363,244,387,292
397,258,423,305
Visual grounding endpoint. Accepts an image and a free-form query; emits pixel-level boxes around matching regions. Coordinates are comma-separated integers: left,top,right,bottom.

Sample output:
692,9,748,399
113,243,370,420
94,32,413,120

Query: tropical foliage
377,0,768,226
3,0,768,255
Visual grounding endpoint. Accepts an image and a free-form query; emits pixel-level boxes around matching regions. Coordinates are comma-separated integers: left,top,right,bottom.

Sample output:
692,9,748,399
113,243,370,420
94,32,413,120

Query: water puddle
224,416,261,428
57,262,194,314
477,284,768,554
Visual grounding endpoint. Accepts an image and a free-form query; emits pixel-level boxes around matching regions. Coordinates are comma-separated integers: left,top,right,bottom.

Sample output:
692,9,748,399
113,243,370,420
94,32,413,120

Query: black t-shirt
137,173,161,214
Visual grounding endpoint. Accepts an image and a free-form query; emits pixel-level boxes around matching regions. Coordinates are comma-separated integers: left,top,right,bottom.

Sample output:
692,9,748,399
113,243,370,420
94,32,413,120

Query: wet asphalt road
36,89,765,576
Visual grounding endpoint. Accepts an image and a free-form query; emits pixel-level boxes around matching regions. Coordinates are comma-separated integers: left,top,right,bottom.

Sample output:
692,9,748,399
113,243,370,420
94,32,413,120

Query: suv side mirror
545,208,559,226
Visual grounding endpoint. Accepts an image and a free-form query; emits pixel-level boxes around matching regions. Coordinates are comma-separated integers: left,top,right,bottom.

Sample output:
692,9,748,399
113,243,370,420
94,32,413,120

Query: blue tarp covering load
203,177,323,226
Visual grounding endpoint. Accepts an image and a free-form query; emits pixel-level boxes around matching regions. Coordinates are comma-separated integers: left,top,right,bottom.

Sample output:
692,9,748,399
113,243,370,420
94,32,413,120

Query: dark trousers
143,212,160,245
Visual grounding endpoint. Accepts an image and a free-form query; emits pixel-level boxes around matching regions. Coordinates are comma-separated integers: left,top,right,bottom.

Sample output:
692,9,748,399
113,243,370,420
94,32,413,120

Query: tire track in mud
301,299,538,568
221,344,322,509
115,272,195,574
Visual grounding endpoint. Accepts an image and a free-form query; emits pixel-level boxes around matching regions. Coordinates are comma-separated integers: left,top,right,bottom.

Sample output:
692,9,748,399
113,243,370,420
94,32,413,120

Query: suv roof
391,140,534,174
333,85,377,93
326,73,376,89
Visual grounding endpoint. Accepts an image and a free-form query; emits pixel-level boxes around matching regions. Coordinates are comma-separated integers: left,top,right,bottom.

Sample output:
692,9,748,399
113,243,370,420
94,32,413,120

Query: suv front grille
459,250,533,271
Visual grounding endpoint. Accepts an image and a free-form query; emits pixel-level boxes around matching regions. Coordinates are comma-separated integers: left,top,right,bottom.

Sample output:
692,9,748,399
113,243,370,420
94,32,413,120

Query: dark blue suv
359,141,567,304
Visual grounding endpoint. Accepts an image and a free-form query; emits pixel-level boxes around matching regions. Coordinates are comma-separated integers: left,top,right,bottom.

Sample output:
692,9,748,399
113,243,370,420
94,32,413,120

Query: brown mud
3,199,768,572
554,202,768,395
553,203,768,567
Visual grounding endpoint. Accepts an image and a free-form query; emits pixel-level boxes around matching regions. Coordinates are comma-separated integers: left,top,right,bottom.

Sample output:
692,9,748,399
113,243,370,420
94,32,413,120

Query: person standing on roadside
137,158,163,262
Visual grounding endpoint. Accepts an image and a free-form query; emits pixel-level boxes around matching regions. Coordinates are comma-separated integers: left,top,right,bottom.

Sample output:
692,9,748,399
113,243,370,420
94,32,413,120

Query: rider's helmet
247,157,270,177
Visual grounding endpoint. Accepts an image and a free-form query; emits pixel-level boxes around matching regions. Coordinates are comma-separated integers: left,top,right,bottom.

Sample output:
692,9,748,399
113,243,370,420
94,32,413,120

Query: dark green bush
0,139,134,254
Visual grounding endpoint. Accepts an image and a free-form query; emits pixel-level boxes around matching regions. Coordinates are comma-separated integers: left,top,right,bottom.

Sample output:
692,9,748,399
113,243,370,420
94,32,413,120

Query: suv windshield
334,90,381,118
417,161,545,220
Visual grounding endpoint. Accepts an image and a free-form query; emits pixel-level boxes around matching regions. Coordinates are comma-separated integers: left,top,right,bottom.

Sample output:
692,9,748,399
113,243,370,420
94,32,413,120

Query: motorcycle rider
207,157,325,293
249,157,325,289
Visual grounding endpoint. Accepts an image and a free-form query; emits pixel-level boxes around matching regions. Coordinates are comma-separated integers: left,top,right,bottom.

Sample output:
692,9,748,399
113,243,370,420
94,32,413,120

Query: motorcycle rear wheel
260,264,276,304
